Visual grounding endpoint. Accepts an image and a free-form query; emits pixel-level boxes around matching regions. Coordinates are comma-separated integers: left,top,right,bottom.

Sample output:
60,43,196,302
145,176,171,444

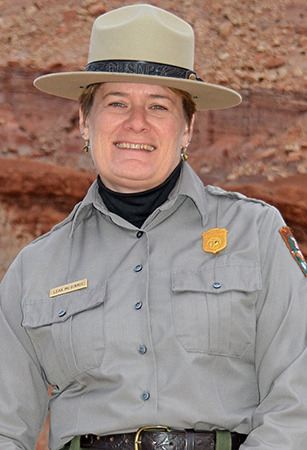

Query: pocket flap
172,261,261,293
22,283,106,328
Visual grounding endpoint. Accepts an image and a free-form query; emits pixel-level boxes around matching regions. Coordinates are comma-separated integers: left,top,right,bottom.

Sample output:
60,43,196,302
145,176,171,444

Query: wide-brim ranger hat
34,4,242,111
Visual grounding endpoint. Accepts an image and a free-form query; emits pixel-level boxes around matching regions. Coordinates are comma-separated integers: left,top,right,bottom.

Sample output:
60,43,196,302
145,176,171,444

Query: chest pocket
22,283,106,386
171,262,261,359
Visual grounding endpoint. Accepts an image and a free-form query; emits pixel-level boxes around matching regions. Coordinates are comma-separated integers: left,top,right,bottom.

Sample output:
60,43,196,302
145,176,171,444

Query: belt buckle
134,426,171,450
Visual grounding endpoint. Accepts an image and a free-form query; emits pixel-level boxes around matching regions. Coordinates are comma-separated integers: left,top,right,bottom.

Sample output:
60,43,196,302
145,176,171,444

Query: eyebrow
102,92,127,98
102,92,174,102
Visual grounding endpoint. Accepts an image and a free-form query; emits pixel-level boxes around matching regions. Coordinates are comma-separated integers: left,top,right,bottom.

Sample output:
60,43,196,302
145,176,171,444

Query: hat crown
33,4,242,110
88,4,195,70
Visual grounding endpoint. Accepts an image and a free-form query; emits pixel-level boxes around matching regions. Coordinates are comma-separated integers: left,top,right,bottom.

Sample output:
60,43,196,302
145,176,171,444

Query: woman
1,4,307,450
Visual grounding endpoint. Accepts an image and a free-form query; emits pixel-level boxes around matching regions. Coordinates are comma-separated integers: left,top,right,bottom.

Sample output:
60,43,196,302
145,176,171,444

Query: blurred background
0,0,306,448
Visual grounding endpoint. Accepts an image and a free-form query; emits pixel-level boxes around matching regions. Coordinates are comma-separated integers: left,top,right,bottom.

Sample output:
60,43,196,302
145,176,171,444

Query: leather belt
64,427,247,450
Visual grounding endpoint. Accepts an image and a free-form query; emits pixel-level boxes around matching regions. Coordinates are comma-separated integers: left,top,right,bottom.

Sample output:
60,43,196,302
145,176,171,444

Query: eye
109,102,126,108
151,104,167,110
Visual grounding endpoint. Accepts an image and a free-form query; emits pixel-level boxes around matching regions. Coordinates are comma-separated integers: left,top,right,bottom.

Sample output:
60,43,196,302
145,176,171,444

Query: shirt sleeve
0,255,49,450
241,206,307,449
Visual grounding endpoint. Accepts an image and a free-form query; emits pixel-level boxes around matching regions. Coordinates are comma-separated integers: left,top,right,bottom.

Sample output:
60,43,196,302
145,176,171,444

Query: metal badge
202,228,228,254
279,226,307,277
49,279,88,298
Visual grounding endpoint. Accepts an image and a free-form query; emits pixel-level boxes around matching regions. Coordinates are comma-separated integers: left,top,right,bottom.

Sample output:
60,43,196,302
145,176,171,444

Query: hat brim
34,72,241,111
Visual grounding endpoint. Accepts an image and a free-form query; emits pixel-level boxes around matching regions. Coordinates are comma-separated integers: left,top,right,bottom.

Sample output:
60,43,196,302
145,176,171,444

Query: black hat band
86,60,203,82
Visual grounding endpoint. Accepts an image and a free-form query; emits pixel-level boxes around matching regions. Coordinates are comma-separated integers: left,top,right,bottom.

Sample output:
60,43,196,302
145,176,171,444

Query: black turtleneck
97,163,182,228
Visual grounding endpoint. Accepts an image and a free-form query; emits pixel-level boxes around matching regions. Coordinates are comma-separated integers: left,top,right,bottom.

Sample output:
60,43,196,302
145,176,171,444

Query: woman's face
80,82,193,193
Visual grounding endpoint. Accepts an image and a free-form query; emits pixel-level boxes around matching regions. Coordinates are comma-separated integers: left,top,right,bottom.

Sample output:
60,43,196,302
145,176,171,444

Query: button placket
132,233,151,406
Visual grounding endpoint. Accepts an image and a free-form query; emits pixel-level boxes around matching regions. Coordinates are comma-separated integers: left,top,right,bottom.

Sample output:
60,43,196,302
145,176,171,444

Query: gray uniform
1,163,307,450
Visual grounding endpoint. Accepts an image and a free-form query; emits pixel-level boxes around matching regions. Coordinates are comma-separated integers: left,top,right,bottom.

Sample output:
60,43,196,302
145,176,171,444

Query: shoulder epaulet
206,185,271,208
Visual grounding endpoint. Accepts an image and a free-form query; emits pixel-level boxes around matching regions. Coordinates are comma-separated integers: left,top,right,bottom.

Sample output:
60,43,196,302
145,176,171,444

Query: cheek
164,123,187,151
88,133,108,169
89,122,112,155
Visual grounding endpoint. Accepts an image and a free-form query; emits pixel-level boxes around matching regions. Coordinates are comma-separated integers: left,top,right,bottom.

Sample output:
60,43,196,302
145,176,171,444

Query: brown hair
79,83,196,128
169,87,196,129
79,83,101,123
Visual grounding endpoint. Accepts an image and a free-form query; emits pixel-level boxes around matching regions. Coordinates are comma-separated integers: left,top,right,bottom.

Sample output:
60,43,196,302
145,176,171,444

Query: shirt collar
169,163,209,226
70,163,209,235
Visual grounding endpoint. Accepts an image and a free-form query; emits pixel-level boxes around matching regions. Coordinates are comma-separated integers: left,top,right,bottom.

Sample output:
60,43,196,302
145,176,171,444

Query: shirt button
134,301,143,310
136,231,143,238
213,282,222,289
141,391,150,401
58,310,66,317
138,345,147,355
134,264,143,272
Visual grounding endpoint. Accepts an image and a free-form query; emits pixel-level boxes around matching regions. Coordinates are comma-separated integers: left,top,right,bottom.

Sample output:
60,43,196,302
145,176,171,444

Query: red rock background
0,0,306,448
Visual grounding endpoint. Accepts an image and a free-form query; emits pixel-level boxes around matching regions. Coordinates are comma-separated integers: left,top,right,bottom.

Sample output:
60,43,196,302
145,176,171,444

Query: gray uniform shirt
1,163,307,450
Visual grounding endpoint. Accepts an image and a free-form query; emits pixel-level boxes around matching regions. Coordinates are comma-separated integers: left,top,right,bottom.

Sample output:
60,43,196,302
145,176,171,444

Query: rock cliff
0,1,306,448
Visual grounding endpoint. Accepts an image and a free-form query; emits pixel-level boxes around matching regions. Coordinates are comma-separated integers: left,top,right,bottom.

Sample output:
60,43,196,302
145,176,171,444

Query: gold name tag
49,279,88,298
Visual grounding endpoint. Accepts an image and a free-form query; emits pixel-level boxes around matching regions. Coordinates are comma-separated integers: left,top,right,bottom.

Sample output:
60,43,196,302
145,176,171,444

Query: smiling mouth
115,142,156,152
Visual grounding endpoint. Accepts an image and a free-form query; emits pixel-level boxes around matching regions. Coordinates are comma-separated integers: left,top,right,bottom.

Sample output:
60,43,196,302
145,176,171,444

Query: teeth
115,143,155,151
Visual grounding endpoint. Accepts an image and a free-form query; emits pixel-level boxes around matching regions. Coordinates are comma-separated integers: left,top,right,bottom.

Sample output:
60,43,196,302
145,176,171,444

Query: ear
182,114,195,148
79,107,89,140
188,114,195,136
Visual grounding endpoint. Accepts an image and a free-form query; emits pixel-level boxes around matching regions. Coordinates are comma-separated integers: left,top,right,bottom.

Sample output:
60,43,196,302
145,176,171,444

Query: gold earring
181,139,190,161
83,140,90,154
181,149,189,161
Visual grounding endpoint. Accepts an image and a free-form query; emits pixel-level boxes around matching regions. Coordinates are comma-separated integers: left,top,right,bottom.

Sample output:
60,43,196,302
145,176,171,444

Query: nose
123,106,150,133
